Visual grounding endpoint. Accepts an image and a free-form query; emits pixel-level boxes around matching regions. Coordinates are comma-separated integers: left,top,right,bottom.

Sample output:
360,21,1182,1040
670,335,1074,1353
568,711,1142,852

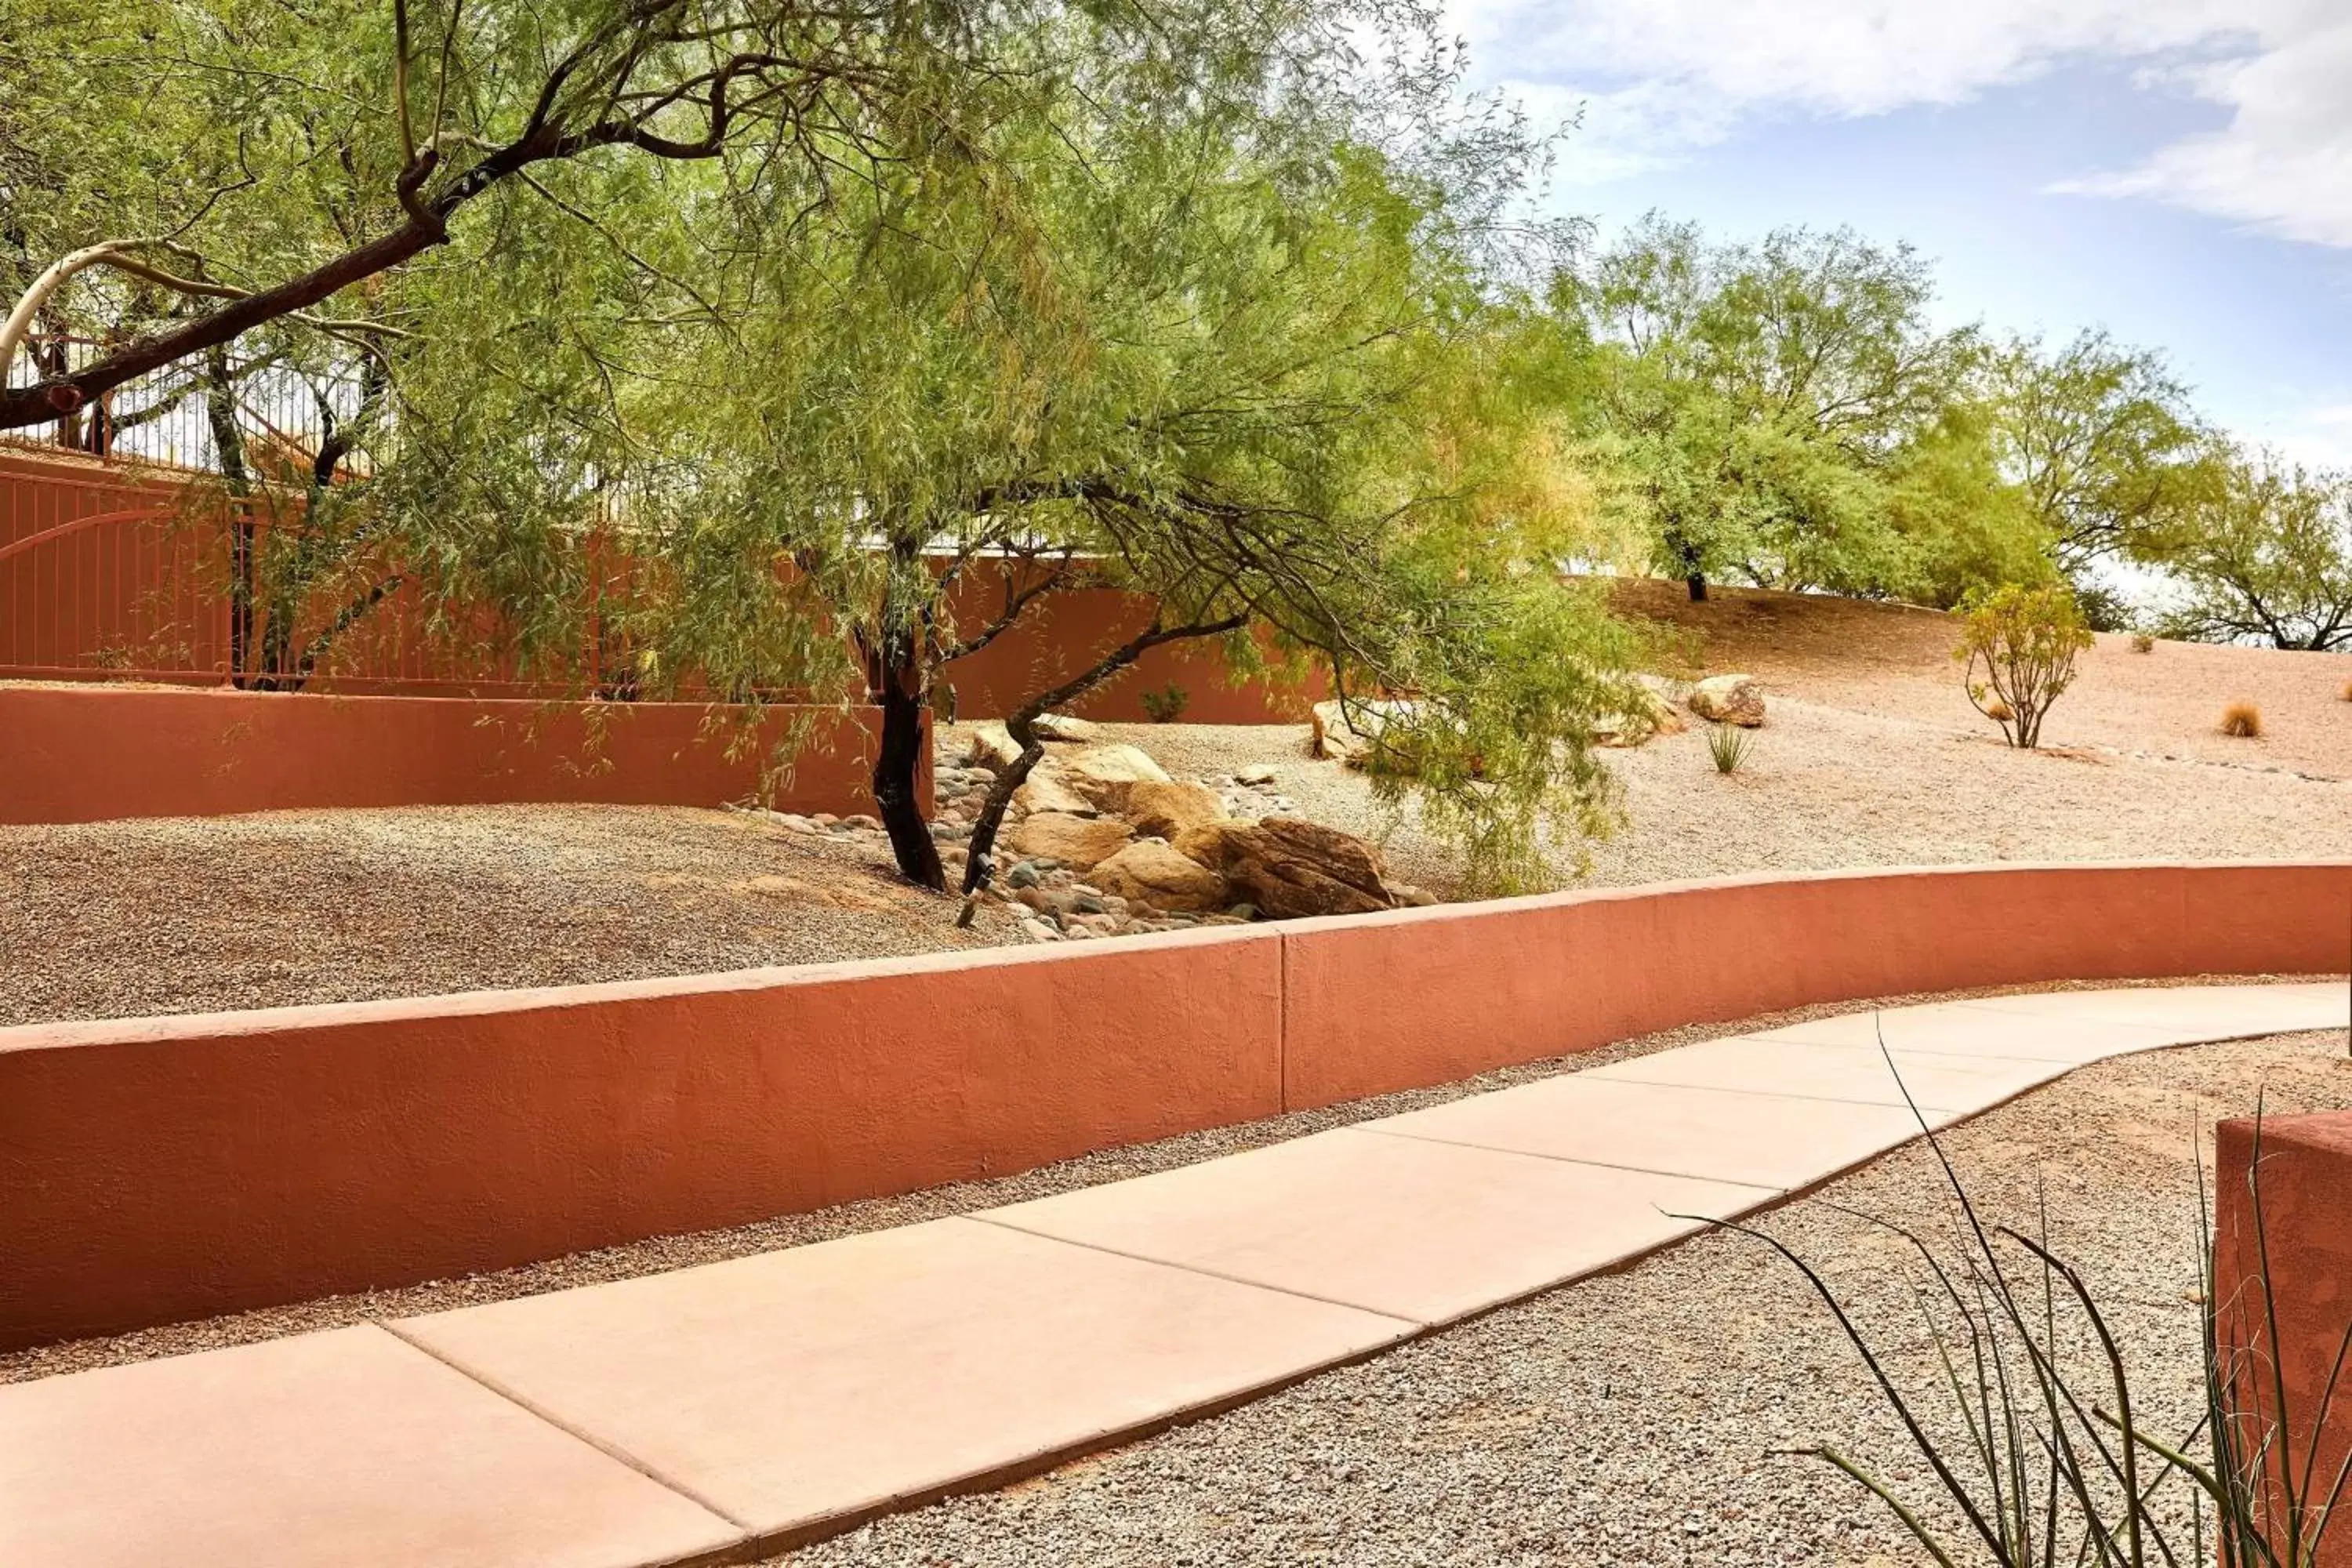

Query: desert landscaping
9,583,2347,1029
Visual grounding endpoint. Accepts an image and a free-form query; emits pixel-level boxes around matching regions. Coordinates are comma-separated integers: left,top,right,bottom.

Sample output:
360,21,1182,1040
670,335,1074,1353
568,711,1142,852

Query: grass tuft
2220,701,2263,739
2132,632,2156,654
1706,720,1751,775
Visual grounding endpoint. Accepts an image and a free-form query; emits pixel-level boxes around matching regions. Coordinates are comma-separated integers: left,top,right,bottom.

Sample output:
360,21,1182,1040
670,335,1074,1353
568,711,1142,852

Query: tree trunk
1686,572,1708,603
869,622,945,891
956,612,1247,922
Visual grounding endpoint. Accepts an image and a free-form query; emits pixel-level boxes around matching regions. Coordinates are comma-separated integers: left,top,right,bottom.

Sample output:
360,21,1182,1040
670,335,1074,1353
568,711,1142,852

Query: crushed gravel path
772,1022,2352,1568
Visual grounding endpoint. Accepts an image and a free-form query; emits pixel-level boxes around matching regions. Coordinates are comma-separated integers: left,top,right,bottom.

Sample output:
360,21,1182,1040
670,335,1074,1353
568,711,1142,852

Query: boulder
963,722,1022,768
1011,769,1094,816
1033,713,1102,743
1057,743,1173,811
1311,698,1436,771
1178,817,1396,920
1687,674,1766,728
1007,811,1133,872
1236,763,1281,786
1593,686,1688,749
1089,839,1230,913
1123,779,1227,840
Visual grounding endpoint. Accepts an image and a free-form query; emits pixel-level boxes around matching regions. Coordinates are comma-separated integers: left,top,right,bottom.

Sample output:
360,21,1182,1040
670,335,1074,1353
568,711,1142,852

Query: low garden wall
2216,1111,2352,1563
0,859,2343,1349
0,684,906,824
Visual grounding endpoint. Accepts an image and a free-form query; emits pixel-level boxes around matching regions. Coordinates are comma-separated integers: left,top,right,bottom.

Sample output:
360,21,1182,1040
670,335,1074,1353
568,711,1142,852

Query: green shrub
1140,683,1190,723
1955,583,2095,749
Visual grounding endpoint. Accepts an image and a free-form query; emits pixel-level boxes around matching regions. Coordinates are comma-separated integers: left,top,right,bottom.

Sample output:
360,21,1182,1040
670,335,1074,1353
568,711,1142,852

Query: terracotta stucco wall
2216,1111,2352,1565
0,861,2343,1349
0,684,908,824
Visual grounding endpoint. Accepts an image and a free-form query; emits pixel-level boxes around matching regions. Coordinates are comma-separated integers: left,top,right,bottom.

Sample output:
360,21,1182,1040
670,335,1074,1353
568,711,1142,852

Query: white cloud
1459,0,2352,247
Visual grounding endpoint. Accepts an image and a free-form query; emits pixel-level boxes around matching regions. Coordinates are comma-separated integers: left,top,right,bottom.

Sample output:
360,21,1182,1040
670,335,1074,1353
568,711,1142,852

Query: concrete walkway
3,982,2342,1567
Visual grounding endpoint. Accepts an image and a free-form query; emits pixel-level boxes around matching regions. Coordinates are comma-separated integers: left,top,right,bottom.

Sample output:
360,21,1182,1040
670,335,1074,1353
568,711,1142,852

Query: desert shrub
1695,1092,2350,1568
2339,679,2352,703
1955,583,2096,749
2221,701,2263,739
1706,720,1750,775
1139,683,1190,724
2132,631,2157,654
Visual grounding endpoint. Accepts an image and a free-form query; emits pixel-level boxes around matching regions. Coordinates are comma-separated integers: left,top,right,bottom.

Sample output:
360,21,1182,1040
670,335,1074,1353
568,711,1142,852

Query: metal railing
2,335,374,477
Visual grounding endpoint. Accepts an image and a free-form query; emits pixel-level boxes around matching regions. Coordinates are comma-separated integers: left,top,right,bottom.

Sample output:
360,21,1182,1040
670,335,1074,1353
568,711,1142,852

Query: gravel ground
773,1022,2352,1568
0,804,1020,1027
1074,701,2352,898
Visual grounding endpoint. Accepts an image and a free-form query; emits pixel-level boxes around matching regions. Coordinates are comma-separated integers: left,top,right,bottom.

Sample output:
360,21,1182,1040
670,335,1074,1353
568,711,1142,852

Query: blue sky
1445,1,2352,464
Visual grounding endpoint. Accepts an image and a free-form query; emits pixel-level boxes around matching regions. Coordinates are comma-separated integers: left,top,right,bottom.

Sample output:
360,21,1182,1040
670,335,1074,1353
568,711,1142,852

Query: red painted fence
0,448,1321,720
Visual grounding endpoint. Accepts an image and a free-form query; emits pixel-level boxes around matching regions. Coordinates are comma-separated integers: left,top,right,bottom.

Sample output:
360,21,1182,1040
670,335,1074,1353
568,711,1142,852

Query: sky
1443,0,2352,466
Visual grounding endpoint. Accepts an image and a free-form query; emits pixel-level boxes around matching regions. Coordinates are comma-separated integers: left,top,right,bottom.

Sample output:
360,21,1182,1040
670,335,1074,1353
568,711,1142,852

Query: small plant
2132,632,2157,654
2221,701,2263,739
1706,720,1750,775
1139,683,1190,724
1690,1069,2352,1568
1955,583,2096,750
2339,679,2352,703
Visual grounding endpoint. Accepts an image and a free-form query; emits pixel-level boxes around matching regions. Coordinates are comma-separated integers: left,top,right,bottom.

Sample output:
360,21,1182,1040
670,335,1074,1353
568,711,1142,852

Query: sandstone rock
1033,713,1101,743
1236,763,1281,786
1123,779,1227,840
1178,817,1395,920
1310,698,1431,769
1057,743,1174,811
964,723,1022,768
1011,770,1093,816
1007,811,1133,872
1592,687,1688,749
1171,819,1257,872
1687,674,1766,728
1089,839,1230,913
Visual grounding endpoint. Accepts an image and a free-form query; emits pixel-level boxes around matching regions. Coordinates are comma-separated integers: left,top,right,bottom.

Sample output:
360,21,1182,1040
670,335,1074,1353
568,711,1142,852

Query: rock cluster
934,722,1429,942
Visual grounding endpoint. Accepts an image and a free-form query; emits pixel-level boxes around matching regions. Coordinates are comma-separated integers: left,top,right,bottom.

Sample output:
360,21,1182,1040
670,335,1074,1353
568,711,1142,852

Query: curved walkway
3,981,2343,1568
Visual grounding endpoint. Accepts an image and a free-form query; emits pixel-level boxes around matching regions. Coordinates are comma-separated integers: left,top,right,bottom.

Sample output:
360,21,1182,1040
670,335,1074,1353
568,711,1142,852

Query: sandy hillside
1612,576,2352,780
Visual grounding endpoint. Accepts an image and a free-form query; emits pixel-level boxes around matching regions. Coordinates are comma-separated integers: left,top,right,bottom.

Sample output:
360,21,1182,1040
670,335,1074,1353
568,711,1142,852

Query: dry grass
2132,632,2157,654
2220,699,2263,739
1983,698,2015,723
2340,677,2352,702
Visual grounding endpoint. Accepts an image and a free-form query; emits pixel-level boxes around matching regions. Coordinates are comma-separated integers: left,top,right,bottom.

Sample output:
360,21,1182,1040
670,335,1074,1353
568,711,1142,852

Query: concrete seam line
962,1214,1425,1328
372,1318,756,1535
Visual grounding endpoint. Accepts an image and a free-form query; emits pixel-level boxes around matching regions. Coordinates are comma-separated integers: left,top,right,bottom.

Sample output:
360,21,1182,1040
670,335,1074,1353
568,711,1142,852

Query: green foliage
1954,583,2096,750
1139,684,1189,724
2144,452,2352,652
1564,217,1999,603
1985,331,2218,572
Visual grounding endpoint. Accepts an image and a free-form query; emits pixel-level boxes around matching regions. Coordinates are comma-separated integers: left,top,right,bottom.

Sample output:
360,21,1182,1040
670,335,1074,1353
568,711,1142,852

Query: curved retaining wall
0,859,2344,1350
0,684,909,824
